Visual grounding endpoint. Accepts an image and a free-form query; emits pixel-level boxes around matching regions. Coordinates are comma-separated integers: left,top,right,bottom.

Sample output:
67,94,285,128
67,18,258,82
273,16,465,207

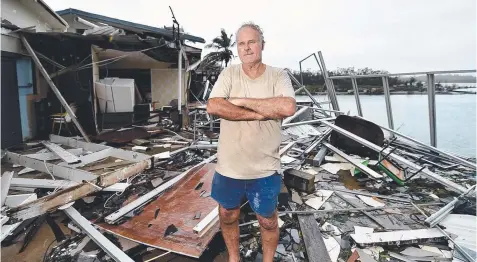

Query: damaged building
2,3,206,148
1,1,476,262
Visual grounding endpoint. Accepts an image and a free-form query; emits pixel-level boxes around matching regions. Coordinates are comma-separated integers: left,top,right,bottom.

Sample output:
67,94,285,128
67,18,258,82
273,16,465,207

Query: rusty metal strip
97,163,219,258
6,160,149,223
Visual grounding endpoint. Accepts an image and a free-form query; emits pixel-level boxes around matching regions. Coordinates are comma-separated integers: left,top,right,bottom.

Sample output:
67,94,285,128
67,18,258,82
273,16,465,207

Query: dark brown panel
97,163,219,258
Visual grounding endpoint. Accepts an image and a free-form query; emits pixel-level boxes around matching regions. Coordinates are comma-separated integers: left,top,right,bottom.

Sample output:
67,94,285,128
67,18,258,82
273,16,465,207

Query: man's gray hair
236,22,265,44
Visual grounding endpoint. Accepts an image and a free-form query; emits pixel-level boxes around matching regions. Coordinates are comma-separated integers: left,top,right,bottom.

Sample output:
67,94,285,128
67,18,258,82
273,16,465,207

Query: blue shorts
211,172,281,218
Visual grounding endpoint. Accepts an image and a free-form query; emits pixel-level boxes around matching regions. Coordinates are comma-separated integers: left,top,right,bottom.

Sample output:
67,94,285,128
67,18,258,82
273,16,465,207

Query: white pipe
178,48,183,113
75,16,99,29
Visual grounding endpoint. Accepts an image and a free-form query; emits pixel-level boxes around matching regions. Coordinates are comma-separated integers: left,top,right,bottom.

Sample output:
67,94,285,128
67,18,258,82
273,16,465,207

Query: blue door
16,58,34,140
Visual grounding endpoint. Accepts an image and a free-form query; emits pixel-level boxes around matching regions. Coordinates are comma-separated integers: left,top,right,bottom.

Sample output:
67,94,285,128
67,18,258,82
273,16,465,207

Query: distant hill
400,74,476,83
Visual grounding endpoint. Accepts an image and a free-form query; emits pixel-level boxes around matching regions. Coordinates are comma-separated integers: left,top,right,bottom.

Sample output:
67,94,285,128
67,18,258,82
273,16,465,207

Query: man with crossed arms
207,22,296,262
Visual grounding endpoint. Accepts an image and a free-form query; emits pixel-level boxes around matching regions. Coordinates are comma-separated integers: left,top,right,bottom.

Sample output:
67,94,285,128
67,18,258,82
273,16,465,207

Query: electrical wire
43,160,56,181
42,239,58,262
74,43,168,71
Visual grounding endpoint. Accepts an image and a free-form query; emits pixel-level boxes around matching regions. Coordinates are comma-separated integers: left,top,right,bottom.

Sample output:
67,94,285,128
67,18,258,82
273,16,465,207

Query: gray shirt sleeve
209,67,232,99
275,69,296,99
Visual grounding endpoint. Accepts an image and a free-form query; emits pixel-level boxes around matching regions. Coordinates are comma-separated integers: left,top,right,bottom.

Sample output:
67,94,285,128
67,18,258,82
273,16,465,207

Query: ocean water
296,94,476,157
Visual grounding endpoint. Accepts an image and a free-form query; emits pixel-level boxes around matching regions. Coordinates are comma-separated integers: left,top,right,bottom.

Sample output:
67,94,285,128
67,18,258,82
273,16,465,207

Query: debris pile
1,104,476,262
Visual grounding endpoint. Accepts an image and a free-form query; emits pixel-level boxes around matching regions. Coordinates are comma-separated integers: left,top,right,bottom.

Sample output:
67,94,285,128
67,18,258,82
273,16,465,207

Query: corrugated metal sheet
282,124,321,139
96,163,219,258
84,25,124,36
439,214,477,261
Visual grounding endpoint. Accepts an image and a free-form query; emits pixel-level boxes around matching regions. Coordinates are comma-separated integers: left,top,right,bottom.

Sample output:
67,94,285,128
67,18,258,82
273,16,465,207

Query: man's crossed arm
206,97,296,121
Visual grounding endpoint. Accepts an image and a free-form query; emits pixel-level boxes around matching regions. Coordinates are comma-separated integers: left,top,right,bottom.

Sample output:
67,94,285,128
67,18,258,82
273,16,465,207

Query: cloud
46,0,476,72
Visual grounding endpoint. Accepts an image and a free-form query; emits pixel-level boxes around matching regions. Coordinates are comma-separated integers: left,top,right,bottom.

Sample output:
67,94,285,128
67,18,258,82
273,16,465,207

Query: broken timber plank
105,154,216,224
323,142,383,179
64,207,134,262
6,160,149,223
98,162,219,258
1,171,14,206
41,141,81,164
297,214,332,262
350,228,447,247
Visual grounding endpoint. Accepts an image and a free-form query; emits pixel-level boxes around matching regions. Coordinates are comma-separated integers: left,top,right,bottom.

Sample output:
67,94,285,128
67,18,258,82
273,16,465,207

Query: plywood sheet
97,163,219,258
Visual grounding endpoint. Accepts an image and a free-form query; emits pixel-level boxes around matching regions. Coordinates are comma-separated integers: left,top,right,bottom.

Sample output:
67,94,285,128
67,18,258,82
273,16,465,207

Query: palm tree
202,29,235,68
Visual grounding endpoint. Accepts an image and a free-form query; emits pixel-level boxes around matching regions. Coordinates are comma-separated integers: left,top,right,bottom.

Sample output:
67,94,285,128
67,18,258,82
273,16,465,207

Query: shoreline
299,91,476,96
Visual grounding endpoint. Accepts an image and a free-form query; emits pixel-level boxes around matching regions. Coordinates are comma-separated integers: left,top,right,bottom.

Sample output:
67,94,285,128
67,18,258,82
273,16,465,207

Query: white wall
151,69,188,109
1,0,67,54
61,13,92,33
2,0,53,32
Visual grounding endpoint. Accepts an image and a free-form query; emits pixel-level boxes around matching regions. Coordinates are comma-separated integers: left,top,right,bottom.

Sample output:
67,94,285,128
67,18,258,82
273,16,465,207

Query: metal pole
299,63,304,85
323,142,383,179
355,116,476,170
351,77,363,116
283,106,310,125
411,203,475,262
299,53,314,85
64,207,134,262
317,51,340,111
285,69,331,117
280,202,442,215
319,120,468,194
178,47,183,114
282,117,335,128
20,36,90,142
427,74,437,147
381,76,395,130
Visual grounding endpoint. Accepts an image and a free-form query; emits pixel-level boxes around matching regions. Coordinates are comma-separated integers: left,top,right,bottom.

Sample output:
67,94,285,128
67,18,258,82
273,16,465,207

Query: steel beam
427,74,437,147
1,172,14,206
5,151,96,182
281,117,335,128
285,69,331,117
298,53,315,85
64,207,134,262
319,120,468,194
351,77,363,116
317,51,340,112
356,116,476,170
24,148,83,161
323,142,383,179
50,135,151,163
41,141,81,164
381,76,395,130
332,188,411,203
20,36,90,142
10,178,129,192
283,106,310,125
327,69,476,79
